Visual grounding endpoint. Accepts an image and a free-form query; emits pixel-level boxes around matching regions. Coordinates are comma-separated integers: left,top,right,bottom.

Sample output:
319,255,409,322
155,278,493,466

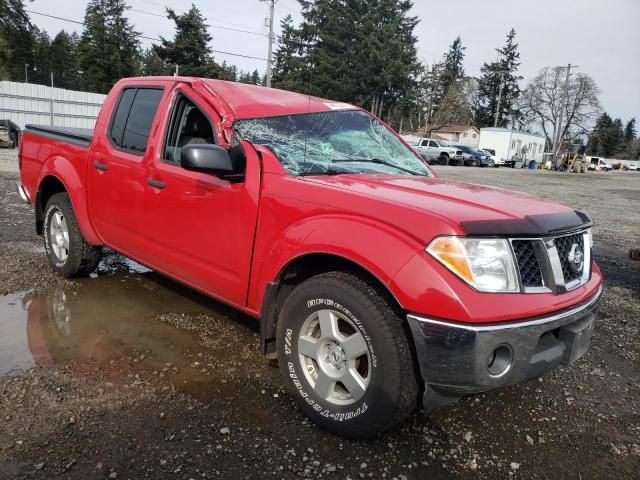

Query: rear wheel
276,272,419,438
43,193,101,277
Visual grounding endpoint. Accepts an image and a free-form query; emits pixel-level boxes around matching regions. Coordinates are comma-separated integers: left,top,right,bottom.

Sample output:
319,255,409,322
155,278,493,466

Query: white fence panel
0,81,106,130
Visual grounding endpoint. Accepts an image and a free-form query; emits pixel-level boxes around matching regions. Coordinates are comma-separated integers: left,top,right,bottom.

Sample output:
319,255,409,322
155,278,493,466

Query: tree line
0,0,262,93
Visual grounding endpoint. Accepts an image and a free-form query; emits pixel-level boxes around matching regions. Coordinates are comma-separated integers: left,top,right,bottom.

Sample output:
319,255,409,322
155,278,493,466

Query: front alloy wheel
277,271,419,438
298,308,370,405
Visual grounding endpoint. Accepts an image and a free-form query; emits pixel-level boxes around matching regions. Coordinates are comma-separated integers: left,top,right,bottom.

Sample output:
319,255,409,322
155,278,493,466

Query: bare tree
518,67,600,151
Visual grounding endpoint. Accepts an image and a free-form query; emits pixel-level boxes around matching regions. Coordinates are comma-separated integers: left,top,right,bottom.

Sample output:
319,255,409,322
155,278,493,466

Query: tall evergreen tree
439,36,465,94
78,0,141,93
154,5,219,78
0,0,35,81
277,0,421,122
624,118,637,143
272,14,307,91
30,28,51,84
140,47,168,76
50,30,81,89
476,29,522,128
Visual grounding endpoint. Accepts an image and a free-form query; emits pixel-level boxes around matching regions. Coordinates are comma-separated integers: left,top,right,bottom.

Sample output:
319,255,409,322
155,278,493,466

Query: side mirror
180,144,235,175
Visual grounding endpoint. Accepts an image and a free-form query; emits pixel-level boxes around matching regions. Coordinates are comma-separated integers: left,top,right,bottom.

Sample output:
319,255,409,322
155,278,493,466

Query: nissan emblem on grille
568,243,584,274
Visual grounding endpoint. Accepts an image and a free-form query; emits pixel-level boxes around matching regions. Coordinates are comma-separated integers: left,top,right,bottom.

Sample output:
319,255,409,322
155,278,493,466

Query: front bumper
407,285,603,406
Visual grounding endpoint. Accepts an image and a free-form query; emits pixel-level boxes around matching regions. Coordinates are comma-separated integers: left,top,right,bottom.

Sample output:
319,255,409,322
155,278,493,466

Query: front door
142,86,261,307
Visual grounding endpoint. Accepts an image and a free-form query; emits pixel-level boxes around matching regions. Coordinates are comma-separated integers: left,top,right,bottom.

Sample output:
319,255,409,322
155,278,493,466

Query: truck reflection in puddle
0,270,256,391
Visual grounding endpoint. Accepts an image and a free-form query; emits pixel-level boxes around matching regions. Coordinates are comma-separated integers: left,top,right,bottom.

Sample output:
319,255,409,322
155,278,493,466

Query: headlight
426,237,519,292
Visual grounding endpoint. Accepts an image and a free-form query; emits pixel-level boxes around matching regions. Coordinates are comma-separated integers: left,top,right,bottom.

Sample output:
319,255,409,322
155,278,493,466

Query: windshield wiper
299,167,358,176
331,158,424,176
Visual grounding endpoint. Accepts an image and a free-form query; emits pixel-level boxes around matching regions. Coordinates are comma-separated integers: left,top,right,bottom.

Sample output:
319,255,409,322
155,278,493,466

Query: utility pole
24,64,29,83
553,64,578,156
493,71,506,127
262,0,275,88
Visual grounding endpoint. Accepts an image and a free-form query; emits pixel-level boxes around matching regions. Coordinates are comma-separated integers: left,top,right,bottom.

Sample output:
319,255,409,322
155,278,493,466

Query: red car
17,77,603,438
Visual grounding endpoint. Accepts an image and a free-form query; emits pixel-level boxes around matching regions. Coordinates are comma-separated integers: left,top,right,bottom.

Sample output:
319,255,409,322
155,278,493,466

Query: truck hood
305,174,579,233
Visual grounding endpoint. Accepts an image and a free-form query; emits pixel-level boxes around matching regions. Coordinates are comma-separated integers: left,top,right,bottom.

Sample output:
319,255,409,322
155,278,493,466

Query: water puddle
0,262,265,398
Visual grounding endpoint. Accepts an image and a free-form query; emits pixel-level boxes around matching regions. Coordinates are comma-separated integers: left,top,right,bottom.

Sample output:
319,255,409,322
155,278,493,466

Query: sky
28,0,640,123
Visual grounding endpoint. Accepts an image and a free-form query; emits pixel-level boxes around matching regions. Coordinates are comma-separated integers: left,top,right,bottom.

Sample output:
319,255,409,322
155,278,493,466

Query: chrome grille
509,229,590,293
511,240,543,287
553,233,585,284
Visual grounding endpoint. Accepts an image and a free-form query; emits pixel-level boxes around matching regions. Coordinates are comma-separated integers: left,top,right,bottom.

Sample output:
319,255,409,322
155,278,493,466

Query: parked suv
453,144,495,167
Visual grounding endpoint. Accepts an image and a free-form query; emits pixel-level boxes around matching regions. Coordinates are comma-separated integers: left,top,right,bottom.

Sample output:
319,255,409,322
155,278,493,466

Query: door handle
93,161,108,171
146,178,166,189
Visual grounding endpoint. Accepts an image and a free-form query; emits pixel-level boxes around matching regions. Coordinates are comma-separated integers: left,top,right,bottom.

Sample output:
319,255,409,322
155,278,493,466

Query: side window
429,141,438,147
420,139,428,147
163,94,215,163
109,88,136,147
121,89,164,153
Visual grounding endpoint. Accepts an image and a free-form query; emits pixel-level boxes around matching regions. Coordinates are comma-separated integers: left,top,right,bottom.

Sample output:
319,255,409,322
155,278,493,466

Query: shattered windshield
234,110,430,176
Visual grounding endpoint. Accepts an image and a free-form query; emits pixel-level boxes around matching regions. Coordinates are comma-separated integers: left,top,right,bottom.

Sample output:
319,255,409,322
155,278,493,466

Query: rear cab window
108,87,164,155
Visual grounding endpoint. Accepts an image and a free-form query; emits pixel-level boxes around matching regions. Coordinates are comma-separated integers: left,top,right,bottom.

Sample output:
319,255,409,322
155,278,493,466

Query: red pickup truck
17,77,603,438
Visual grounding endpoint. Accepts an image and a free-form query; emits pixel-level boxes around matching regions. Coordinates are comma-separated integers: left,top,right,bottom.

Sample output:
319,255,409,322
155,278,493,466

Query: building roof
480,127,545,139
432,124,479,134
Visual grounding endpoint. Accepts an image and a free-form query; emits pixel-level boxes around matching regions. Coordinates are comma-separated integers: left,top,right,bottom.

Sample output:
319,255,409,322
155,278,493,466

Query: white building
479,127,546,163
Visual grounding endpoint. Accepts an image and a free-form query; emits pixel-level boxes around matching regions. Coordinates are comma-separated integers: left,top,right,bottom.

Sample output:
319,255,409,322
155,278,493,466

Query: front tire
43,192,102,277
276,272,419,438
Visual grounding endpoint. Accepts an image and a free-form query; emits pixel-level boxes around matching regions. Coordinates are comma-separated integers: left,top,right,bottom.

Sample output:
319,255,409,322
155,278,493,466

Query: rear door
141,84,261,307
87,84,166,260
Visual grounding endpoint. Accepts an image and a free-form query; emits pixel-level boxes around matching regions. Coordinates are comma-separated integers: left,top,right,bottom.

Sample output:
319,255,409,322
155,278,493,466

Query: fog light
487,345,513,377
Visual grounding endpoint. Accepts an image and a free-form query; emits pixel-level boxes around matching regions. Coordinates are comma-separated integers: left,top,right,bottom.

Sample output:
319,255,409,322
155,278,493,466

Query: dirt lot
1,150,638,479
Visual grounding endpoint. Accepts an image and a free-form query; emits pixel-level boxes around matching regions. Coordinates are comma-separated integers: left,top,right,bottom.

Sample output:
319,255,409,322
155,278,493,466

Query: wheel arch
36,168,101,245
259,251,406,358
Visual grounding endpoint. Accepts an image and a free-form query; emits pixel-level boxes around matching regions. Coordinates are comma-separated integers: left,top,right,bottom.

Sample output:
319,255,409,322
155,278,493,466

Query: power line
128,6,266,36
25,9,267,61
129,0,264,32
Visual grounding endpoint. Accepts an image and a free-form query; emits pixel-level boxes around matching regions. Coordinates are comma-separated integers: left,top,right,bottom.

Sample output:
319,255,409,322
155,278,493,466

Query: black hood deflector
461,209,593,237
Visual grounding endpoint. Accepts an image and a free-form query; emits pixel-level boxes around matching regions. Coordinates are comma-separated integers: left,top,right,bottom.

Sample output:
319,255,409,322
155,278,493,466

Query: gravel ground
0,151,638,479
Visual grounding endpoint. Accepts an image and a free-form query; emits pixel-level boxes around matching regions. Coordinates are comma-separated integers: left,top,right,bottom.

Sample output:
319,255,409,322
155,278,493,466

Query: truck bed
24,125,93,148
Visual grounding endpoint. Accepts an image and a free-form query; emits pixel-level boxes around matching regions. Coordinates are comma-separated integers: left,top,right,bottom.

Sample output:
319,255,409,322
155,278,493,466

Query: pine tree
272,14,306,90
440,36,465,94
154,5,219,78
476,29,522,128
30,28,51,84
78,0,141,93
278,0,421,122
586,112,609,156
140,48,168,76
624,118,637,143
0,0,35,81
249,69,261,85
50,31,81,89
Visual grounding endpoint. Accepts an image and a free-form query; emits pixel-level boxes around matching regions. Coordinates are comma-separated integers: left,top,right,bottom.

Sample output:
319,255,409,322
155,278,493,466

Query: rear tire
276,272,419,438
43,192,101,277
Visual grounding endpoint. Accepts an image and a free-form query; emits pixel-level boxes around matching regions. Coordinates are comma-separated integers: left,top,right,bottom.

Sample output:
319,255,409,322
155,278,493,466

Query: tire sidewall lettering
283,297,375,423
